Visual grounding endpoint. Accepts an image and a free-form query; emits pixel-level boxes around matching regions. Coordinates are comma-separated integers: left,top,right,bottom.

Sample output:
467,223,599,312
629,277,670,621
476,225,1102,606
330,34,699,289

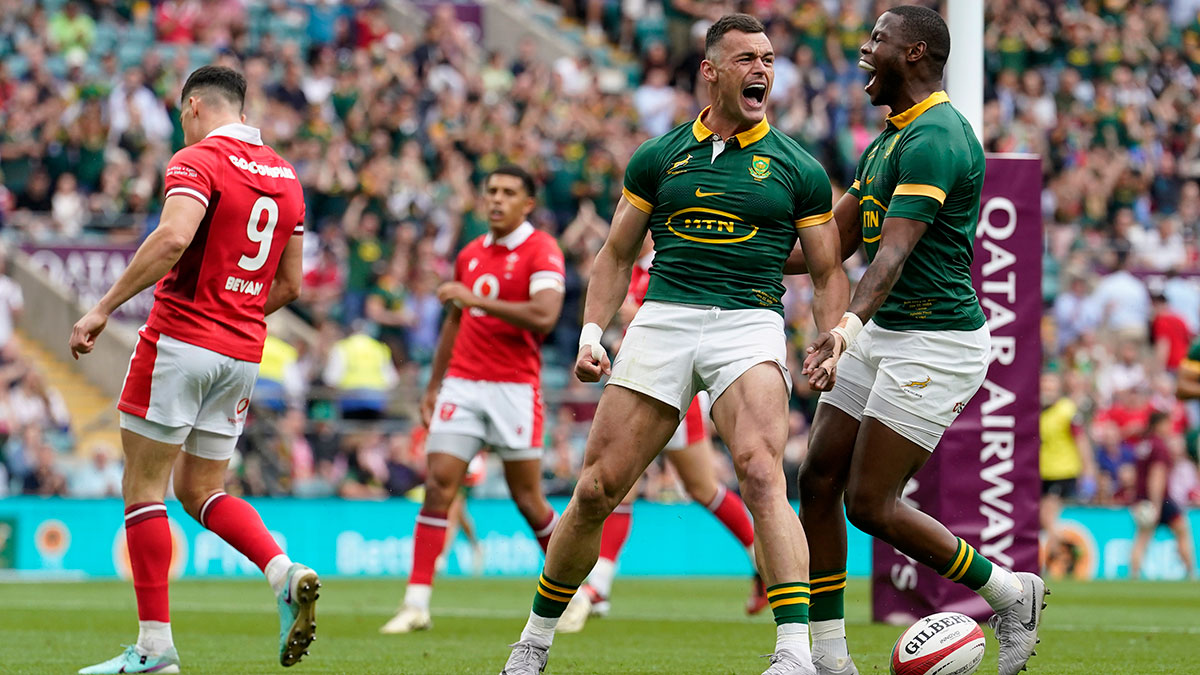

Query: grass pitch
2,577,1197,673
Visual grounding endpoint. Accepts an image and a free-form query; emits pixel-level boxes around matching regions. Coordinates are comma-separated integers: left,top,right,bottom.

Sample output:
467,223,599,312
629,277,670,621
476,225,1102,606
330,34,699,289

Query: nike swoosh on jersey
865,176,875,184
695,188,724,198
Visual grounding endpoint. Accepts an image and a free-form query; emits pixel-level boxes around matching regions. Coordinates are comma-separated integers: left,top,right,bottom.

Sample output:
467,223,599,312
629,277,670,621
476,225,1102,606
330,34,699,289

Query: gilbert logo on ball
890,611,985,675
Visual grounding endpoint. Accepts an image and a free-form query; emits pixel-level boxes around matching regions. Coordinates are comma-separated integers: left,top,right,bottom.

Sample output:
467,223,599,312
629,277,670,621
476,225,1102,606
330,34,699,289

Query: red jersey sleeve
163,145,217,208
294,202,306,236
528,235,566,295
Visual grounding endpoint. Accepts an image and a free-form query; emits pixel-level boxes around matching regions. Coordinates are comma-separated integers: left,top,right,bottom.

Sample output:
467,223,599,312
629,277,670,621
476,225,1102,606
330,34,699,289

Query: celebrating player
70,66,318,674
557,247,765,634
795,7,1046,675
379,166,566,634
501,14,849,675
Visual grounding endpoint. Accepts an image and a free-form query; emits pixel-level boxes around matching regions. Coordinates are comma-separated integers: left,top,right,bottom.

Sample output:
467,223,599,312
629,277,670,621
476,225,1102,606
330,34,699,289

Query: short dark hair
886,5,950,71
705,13,765,59
181,65,246,111
488,164,537,198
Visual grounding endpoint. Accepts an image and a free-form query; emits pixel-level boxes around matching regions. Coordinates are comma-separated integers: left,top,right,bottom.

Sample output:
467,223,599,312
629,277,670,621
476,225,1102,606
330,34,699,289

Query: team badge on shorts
439,403,457,421
749,155,771,181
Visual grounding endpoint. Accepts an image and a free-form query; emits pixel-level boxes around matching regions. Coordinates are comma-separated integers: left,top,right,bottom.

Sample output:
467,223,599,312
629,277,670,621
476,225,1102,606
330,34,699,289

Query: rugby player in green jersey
502,14,849,675
794,7,1046,675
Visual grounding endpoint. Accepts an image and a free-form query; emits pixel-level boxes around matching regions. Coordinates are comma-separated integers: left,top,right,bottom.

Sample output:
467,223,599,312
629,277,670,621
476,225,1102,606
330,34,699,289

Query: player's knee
174,484,216,521
423,475,459,510
844,488,890,537
571,472,622,524
510,490,545,520
735,453,781,513
684,482,716,506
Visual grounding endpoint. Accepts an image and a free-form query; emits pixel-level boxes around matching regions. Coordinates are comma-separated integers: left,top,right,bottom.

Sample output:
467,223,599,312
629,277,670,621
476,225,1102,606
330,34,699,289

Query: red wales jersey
149,124,305,362
446,222,566,386
627,254,653,307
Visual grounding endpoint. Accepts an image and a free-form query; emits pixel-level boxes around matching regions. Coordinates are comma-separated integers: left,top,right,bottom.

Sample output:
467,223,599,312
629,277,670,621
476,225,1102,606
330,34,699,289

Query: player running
557,248,765,634
380,166,566,634
795,7,1046,675
71,66,317,673
501,14,849,675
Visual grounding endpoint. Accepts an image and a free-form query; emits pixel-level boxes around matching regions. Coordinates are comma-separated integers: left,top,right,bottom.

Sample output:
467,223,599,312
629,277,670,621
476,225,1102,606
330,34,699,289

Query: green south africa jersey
623,109,834,315
847,91,987,331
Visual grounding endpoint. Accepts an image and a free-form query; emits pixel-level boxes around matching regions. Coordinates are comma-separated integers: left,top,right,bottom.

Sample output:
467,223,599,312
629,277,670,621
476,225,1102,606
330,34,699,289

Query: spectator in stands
323,323,398,420
20,434,66,496
47,2,95,57
69,442,123,498
1093,419,1136,504
1090,249,1151,339
50,172,87,238
107,66,173,148
9,369,70,436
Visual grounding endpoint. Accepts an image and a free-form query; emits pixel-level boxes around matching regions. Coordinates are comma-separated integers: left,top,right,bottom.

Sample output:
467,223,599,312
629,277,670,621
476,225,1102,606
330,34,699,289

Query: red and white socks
405,508,450,610
125,502,173,657
705,484,755,549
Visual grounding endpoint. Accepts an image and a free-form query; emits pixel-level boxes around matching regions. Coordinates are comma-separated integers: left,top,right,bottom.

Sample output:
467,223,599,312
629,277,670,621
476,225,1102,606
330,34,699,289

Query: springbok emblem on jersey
668,154,692,175
749,156,771,181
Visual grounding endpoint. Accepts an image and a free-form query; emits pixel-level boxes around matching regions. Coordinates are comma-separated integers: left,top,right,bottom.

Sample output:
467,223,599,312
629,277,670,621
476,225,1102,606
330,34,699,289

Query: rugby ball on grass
890,611,985,675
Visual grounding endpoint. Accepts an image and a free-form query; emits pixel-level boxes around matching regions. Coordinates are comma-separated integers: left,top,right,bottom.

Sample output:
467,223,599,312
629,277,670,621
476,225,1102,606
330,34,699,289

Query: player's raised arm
264,233,303,316
69,195,205,359
575,195,651,382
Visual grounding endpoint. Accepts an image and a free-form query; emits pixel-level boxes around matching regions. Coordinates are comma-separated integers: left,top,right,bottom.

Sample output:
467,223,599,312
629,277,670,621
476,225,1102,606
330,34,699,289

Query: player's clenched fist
69,308,109,360
574,343,611,383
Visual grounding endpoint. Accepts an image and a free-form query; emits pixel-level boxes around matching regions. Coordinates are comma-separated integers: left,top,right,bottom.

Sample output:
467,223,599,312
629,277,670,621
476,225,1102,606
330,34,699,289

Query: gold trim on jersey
894,183,947,204
794,211,834,229
622,187,653,214
850,179,861,192
860,195,888,210
887,90,950,129
692,107,771,146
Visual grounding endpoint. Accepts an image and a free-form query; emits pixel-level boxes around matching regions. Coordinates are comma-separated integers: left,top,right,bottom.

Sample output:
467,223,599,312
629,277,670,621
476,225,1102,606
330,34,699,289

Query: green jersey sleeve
622,138,662,214
886,125,956,225
792,159,834,229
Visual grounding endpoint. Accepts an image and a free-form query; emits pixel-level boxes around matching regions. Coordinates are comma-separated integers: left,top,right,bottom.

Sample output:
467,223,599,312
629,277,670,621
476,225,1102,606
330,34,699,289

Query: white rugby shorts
664,391,711,451
426,376,543,462
118,326,258,461
818,321,991,451
609,301,791,417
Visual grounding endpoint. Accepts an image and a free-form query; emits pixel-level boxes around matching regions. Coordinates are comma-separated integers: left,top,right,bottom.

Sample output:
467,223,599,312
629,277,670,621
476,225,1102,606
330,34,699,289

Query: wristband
829,312,863,351
579,322,605,362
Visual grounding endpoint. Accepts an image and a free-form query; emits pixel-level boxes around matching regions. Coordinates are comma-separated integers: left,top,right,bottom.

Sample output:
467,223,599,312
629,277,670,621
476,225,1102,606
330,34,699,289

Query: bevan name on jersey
225,275,264,295
228,154,296,179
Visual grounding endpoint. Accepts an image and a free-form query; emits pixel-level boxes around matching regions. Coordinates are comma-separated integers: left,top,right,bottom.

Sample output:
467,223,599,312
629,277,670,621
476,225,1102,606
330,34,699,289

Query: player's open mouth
742,83,766,109
859,59,877,92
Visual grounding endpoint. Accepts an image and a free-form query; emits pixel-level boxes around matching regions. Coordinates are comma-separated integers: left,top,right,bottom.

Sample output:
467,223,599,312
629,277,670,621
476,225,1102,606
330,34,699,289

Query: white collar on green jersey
485,221,534,249
887,91,950,130
691,107,770,147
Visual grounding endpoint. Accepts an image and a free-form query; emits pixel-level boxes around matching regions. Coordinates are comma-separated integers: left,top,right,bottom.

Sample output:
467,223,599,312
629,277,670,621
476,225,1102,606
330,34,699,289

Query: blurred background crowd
1,0,1200,514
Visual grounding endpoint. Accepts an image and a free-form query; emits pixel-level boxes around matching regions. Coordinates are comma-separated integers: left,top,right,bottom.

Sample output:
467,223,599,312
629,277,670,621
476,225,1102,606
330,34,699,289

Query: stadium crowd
0,0,1199,513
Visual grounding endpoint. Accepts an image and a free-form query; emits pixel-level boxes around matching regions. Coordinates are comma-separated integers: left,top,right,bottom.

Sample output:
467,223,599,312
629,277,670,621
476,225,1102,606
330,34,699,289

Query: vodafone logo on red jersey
227,154,296,180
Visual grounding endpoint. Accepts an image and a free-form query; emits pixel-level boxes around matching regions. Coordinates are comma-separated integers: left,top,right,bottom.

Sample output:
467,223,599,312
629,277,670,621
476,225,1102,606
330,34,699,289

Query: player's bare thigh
574,384,679,511
120,428,182,504
710,362,790,469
